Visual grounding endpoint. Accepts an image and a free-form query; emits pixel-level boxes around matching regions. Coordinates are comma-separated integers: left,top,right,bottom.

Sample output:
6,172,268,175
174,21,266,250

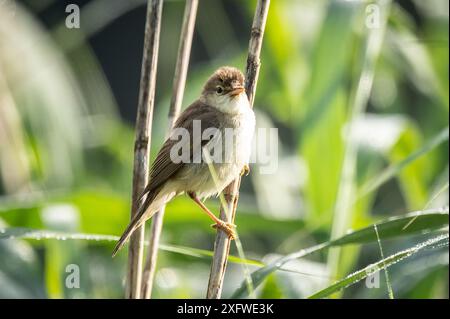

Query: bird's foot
212,221,237,240
241,164,250,177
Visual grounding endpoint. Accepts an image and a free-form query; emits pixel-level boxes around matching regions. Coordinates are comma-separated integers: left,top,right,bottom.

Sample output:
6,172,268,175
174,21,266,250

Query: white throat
203,93,251,115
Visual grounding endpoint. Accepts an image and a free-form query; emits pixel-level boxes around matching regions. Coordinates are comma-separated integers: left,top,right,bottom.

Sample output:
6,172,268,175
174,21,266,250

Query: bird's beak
229,86,245,97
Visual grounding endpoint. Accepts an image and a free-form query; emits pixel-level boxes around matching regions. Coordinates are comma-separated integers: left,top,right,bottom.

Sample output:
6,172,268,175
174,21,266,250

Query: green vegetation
0,0,448,298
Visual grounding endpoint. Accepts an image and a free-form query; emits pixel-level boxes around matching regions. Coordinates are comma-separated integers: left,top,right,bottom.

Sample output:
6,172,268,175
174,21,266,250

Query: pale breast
198,106,255,198
224,108,255,166
174,96,255,199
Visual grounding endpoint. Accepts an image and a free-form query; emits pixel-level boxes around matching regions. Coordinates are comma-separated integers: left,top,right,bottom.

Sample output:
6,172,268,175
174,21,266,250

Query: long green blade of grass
374,224,394,299
231,208,448,298
0,227,263,267
330,208,448,245
1,226,335,279
359,127,449,197
403,181,449,230
308,233,449,299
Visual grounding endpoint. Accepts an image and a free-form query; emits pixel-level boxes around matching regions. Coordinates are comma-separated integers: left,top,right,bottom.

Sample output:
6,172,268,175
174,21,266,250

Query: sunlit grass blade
308,233,449,299
359,127,449,197
403,181,449,230
0,227,119,241
374,224,394,299
0,227,262,267
231,208,449,298
329,207,448,246
1,227,332,278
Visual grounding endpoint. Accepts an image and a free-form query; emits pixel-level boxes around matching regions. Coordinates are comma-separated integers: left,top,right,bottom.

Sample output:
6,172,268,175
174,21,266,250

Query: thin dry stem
206,0,270,299
141,0,199,299
126,0,163,299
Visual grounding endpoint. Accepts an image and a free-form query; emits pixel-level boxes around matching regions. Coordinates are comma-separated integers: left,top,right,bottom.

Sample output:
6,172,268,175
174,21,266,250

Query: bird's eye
216,86,224,95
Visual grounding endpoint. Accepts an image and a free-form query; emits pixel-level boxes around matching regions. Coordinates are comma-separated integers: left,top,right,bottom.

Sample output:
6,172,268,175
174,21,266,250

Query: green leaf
231,208,449,298
329,208,448,246
308,233,449,299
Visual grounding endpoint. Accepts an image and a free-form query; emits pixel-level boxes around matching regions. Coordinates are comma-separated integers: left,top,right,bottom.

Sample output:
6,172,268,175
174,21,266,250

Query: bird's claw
212,221,237,240
241,164,250,177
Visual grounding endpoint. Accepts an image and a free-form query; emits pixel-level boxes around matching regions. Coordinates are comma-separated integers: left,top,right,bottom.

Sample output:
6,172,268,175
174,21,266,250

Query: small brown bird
113,66,255,256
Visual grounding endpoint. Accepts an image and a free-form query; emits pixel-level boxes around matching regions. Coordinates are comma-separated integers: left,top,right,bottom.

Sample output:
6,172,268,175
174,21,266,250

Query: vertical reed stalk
126,0,163,299
206,0,270,299
141,0,199,299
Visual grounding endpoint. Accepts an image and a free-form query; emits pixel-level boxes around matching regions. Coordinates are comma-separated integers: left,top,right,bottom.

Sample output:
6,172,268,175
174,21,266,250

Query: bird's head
201,66,248,113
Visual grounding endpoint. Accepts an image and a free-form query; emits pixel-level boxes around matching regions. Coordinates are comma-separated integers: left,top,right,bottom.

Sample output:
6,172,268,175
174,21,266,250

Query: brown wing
141,100,221,197
113,101,222,256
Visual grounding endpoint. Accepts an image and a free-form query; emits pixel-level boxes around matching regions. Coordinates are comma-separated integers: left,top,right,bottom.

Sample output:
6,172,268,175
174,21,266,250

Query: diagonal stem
206,0,270,299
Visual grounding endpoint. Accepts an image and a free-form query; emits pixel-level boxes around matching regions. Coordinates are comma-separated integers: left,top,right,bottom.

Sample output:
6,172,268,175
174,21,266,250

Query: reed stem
141,0,199,299
206,0,270,299
126,0,163,299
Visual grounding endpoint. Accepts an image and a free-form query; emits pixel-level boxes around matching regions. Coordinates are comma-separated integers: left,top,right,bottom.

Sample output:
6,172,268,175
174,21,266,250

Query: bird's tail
112,190,159,257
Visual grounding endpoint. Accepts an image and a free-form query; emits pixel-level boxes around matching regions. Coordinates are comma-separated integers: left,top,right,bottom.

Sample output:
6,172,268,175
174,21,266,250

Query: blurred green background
0,0,448,299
